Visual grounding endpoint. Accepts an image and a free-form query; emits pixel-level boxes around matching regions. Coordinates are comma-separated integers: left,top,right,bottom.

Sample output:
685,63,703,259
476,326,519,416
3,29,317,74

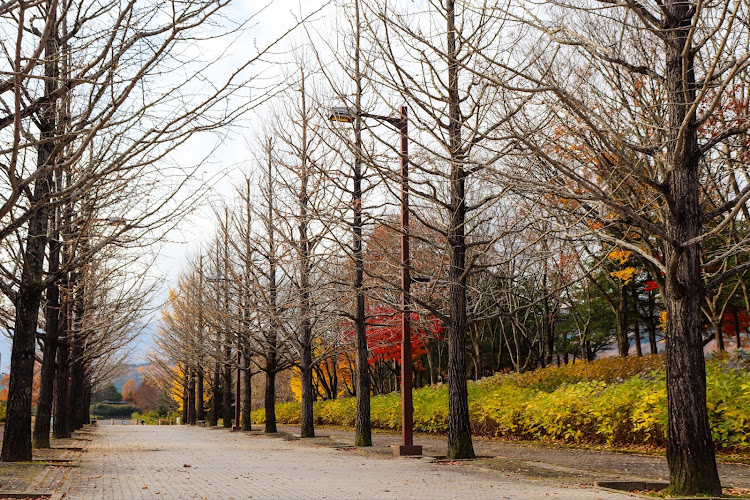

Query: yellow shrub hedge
251,353,750,449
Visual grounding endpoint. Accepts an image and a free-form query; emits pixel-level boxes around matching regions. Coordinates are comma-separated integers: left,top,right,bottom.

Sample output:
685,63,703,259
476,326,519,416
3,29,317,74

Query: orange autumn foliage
0,362,41,406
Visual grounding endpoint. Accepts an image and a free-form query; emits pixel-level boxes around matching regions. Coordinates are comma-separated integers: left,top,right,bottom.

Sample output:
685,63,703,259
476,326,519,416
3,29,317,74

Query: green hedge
131,410,181,424
251,354,750,449
91,402,139,418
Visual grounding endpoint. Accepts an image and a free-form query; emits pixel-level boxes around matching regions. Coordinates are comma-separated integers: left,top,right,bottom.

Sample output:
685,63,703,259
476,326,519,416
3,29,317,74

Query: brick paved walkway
0,424,83,497
274,425,750,488
66,425,633,499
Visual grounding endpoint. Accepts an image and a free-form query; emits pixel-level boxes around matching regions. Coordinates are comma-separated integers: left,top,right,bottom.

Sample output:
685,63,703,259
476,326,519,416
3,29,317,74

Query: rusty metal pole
233,347,241,431
394,106,422,456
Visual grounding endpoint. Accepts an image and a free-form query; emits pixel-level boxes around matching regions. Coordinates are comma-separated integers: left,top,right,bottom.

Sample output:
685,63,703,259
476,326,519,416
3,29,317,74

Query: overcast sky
0,0,334,374
149,0,333,309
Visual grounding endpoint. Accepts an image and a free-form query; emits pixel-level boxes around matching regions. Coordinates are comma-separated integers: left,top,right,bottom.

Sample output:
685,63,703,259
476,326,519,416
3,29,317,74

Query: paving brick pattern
275,425,750,488
0,424,82,497
66,425,632,499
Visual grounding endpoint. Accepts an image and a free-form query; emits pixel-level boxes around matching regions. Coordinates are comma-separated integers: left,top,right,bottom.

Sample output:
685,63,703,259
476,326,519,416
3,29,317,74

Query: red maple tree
347,306,444,366
720,309,750,347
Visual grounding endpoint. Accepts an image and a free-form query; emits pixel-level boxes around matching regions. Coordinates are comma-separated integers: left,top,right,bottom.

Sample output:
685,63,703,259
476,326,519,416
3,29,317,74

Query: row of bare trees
159,0,750,495
4,0,749,495
0,0,313,462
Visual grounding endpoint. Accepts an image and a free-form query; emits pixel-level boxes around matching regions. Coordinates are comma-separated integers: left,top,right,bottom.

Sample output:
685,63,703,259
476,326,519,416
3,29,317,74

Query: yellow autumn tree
290,340,353,402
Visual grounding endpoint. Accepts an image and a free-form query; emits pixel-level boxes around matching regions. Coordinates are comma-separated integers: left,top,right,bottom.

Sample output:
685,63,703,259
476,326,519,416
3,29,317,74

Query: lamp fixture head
329,106,356,123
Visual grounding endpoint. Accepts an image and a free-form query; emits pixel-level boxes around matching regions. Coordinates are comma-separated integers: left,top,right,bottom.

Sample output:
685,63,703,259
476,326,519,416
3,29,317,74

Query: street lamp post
330,105,422,456
233,348,241,431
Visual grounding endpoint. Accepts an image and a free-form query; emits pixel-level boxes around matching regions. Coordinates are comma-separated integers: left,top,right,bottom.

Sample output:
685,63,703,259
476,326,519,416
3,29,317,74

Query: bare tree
249,136,296,433
476,0,750,492
268,59,342,438
317,0,375,448
0,0,323,461
358,0,518,458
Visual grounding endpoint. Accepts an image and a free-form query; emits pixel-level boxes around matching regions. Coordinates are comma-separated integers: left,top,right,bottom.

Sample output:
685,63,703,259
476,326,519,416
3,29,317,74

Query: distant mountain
127,321,158,361
110,321,158,390
112,363,147,390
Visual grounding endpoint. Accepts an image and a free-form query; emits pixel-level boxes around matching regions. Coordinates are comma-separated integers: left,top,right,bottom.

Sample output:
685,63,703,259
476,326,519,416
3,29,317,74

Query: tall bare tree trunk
81,383,91,424
734,308,742,349
36,169,63,446
264,367,277,433
426,340,437,385
242,353,252,431
298,70,315,439
53,172,71,439
210,362,219,426
542,272,554,366
3,286,46,460
196,367,205,422
632,286,642,357
616,285,629,357
34,215,61,448
663,0,721,492
240,179,253,433
351,0,371,448
222,211,233,429
1,0,57,462
67,335,84,432
445,0,474,460
222,348,232,428
713,318,725,352
299,348,314,438
469,324,482,380
197,256,205,423
187,371,196,425
264,138,279,435
181,373,188,424
53,319,70,439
